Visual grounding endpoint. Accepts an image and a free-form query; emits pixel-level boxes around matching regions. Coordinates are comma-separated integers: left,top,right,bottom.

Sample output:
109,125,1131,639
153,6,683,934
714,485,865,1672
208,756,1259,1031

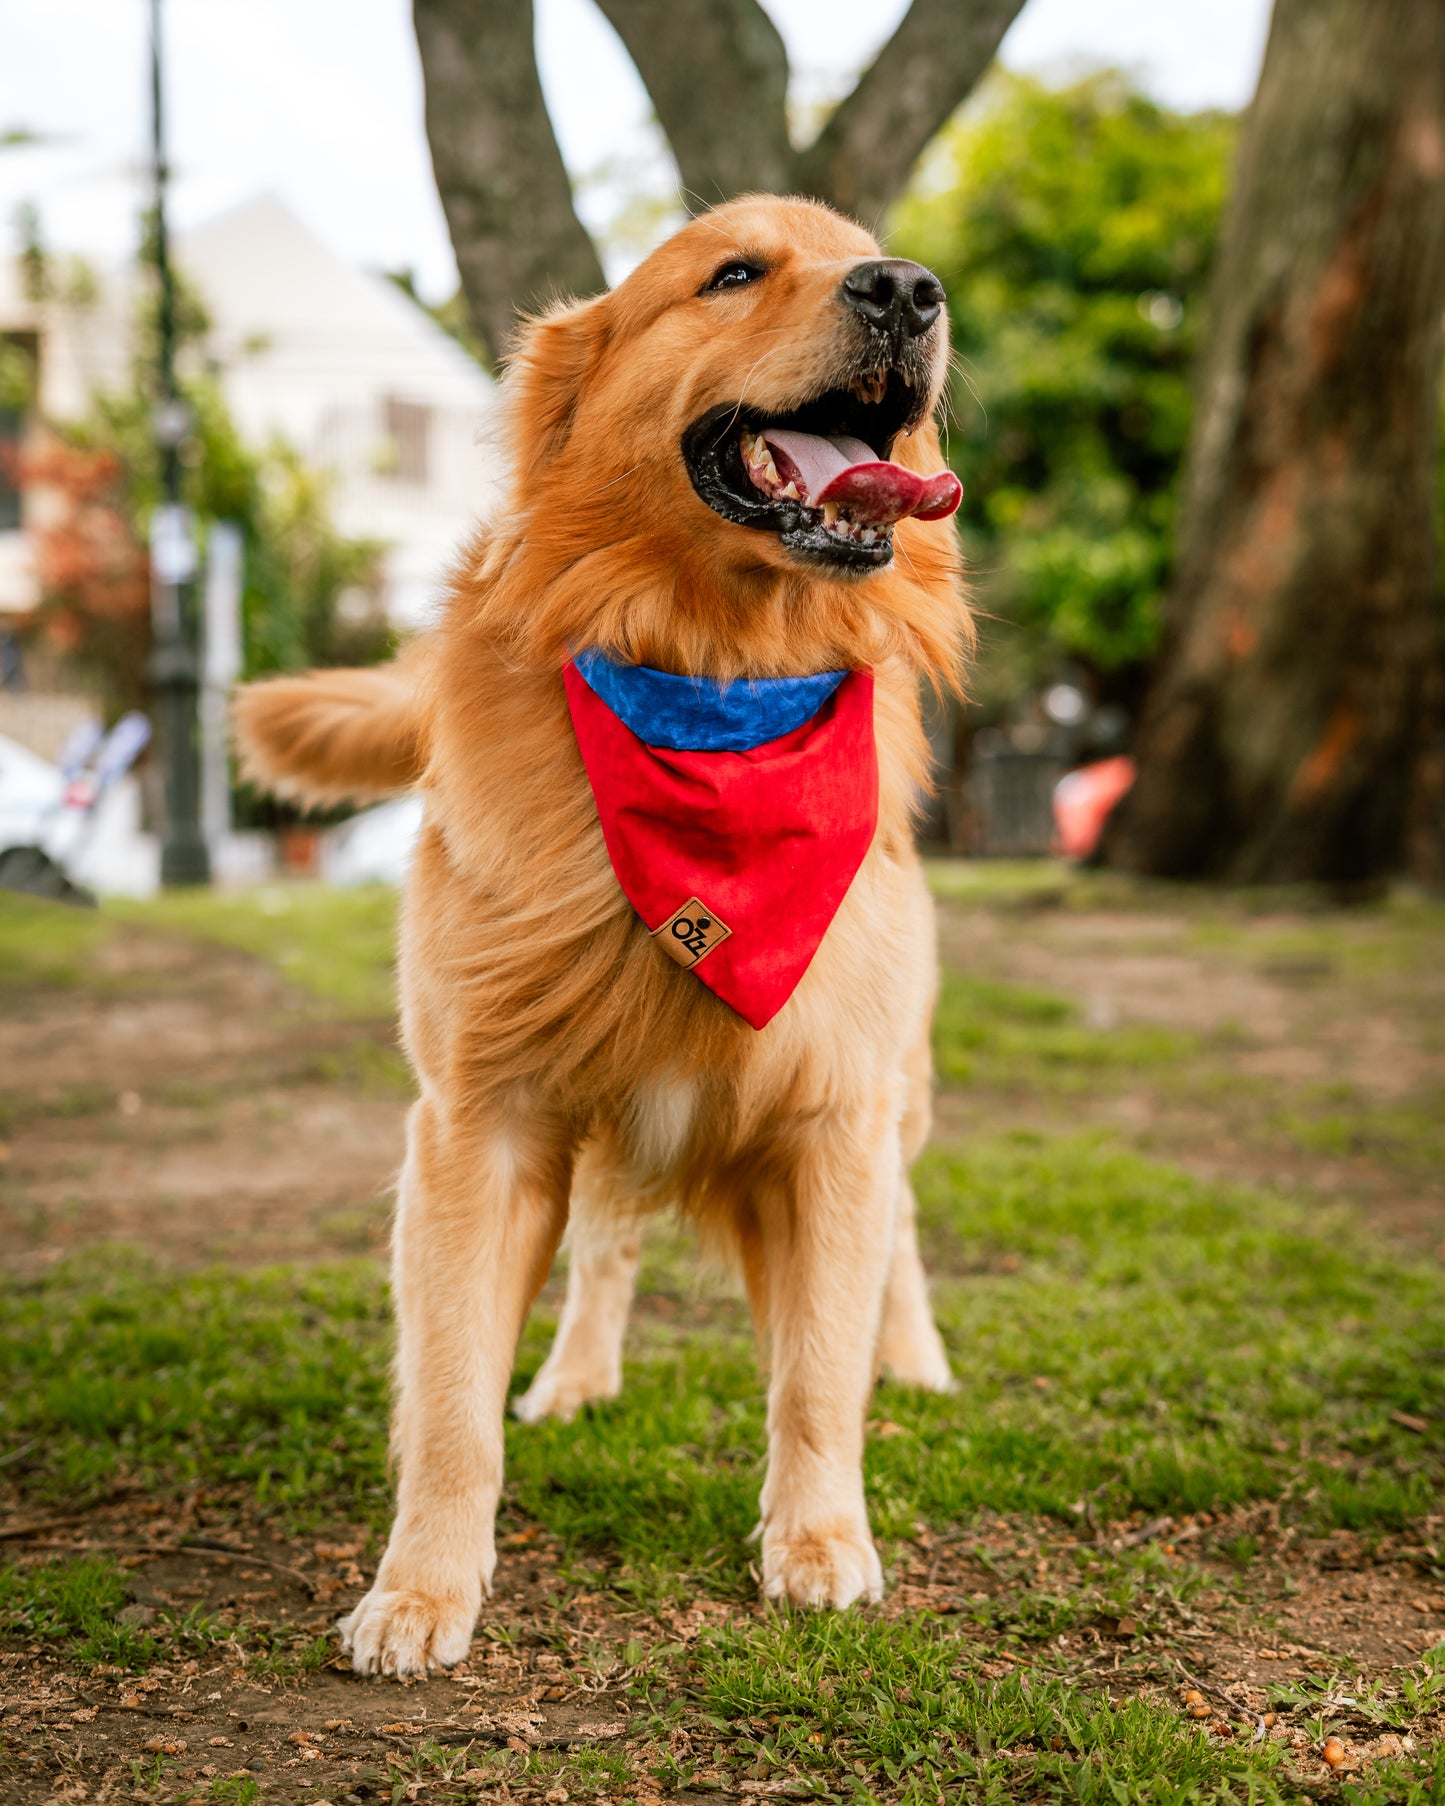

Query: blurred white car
0,715,156,901
0,731,65,843
322,795,424,887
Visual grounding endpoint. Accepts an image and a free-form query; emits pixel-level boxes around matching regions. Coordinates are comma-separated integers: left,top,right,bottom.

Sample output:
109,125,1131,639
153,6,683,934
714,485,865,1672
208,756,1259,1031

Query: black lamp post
147,0,209,886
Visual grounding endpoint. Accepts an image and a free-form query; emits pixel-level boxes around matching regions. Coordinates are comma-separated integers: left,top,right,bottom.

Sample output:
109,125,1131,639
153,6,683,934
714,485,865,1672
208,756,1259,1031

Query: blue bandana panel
571,647,848,752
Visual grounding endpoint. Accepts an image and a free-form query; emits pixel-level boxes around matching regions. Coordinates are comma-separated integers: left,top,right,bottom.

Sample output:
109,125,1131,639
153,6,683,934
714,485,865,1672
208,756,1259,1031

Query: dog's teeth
741,430,782,493
822,502,839,528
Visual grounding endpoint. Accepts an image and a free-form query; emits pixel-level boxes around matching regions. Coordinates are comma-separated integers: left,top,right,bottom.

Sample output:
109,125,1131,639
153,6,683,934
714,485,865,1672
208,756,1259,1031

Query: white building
0,193,504,631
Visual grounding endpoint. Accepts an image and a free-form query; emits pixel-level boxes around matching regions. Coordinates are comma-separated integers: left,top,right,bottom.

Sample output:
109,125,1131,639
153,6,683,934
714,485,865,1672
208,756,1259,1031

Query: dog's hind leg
876,1172,955,1391
877,1014,954,1392
513,1142,641,1424
339,1096,571,1677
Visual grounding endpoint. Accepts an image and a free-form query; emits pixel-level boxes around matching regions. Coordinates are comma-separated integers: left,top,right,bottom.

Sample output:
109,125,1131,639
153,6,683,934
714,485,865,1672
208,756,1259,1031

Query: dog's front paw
338,1585,478,1677
762,1519,883,1609
511,1364,617,1425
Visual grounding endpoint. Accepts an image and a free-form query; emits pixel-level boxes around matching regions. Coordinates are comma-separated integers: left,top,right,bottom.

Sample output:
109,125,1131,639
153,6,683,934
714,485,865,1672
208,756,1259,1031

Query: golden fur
233,196,971,1677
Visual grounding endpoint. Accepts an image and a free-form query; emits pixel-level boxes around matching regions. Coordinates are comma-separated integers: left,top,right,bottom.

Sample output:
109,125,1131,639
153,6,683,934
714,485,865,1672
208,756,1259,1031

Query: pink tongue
762,428,962,527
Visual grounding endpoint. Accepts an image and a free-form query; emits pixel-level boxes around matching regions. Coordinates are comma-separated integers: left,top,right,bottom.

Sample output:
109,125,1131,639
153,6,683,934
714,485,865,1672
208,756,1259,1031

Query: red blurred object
1052,756,1136,861
278,826,322,876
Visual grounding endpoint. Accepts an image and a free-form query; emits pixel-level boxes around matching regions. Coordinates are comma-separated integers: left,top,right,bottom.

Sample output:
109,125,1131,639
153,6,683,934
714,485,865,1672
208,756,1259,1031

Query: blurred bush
892,71,1235,714
12,219,390,721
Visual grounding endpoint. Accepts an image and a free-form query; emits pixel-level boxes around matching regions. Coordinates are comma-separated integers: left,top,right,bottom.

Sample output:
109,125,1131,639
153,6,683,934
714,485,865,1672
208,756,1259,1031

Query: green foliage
893,72,1236,696
16,209,390,717
83,370,390,683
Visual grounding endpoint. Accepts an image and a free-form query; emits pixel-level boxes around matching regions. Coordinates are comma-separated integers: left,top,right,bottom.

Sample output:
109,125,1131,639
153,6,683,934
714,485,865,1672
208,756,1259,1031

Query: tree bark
792,0,1025,228
411,0,1028,361
414,0,607,363
594,0,793,203
1103,0,1445,886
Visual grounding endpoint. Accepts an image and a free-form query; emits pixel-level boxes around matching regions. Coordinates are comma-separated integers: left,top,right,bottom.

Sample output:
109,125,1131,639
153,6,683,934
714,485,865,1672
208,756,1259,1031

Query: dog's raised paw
337,1586,476,1677
762,1521,883,1610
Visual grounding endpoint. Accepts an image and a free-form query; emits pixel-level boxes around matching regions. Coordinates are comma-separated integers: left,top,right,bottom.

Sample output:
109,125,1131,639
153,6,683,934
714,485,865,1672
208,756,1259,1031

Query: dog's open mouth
682,370,962,569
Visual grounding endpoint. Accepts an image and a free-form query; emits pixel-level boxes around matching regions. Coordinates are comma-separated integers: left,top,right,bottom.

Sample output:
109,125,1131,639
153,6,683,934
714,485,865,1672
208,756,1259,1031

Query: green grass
933,972,1198,1091
1270,1090,1445,1177
0,888,109,988
0,1254,392,1518
0,1553,160,1668
6,873,1445,1796
671,1612,1445,1804
0,881,400,1015
111,882,399,1016
4,1138,1441,1563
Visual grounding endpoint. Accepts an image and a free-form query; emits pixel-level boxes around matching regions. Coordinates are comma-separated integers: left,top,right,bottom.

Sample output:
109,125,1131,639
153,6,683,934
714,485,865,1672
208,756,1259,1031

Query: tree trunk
411,0,1027,361
594,0,793,202
414,0,607,363
792,0,1025,228
1103,0,1445,887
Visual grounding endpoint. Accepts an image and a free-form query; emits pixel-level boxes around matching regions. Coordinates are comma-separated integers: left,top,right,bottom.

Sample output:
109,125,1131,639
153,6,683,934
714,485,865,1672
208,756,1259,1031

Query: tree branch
794,0,1028,228
413,0,606,362
593,0,792,204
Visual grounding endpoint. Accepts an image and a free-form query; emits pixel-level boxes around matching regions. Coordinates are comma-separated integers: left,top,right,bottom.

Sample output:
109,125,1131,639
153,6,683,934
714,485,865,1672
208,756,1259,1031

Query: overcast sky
1,0,1273,301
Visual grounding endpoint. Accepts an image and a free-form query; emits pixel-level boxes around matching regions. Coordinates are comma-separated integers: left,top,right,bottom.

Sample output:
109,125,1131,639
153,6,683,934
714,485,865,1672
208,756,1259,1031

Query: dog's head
489,196,966,676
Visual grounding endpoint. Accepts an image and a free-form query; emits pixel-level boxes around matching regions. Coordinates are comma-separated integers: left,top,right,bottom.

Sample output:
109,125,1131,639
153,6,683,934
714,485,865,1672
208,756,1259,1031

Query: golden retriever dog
234,195,972,1678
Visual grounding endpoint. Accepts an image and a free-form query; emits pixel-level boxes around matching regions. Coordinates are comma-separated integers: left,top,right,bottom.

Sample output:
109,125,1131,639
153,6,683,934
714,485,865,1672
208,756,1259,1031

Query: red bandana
564,663,878,1029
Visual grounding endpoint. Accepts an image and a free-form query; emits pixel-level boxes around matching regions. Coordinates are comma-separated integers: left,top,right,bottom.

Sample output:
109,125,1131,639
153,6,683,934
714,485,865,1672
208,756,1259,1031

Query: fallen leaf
1390,1411,1429,1434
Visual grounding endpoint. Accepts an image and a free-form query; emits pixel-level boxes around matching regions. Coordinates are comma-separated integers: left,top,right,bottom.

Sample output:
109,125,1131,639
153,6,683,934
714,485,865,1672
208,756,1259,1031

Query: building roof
180,194,493,412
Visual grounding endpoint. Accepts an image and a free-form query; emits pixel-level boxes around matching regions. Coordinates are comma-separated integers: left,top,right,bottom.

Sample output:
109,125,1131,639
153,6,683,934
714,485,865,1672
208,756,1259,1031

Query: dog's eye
703,260,765,294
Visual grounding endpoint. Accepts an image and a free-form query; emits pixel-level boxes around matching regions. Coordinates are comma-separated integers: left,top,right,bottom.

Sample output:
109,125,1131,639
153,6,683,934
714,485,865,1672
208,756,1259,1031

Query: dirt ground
3,882,1444,1800
1,925,408,1274
5,886,1442,1273
4,1492,1443,1803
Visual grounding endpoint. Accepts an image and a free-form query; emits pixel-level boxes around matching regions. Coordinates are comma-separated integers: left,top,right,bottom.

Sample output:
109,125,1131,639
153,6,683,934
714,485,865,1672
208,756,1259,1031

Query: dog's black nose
839,259,945,338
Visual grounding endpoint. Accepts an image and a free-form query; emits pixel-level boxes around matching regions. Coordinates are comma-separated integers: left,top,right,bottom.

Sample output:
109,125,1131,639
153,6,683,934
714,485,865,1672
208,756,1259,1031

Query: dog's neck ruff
565,651,878,1030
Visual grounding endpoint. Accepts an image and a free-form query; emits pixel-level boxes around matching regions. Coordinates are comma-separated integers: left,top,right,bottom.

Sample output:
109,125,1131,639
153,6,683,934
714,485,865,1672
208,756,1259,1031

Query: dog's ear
503,295,612,466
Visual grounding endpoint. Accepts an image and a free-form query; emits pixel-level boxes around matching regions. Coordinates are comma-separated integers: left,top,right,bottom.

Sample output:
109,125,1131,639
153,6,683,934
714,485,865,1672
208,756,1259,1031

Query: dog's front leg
756,1103,898,1609
340,1096,570,1677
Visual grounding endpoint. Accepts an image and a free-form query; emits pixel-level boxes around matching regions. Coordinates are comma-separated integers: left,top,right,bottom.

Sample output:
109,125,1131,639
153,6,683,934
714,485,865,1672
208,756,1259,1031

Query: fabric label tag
653,897,732,969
